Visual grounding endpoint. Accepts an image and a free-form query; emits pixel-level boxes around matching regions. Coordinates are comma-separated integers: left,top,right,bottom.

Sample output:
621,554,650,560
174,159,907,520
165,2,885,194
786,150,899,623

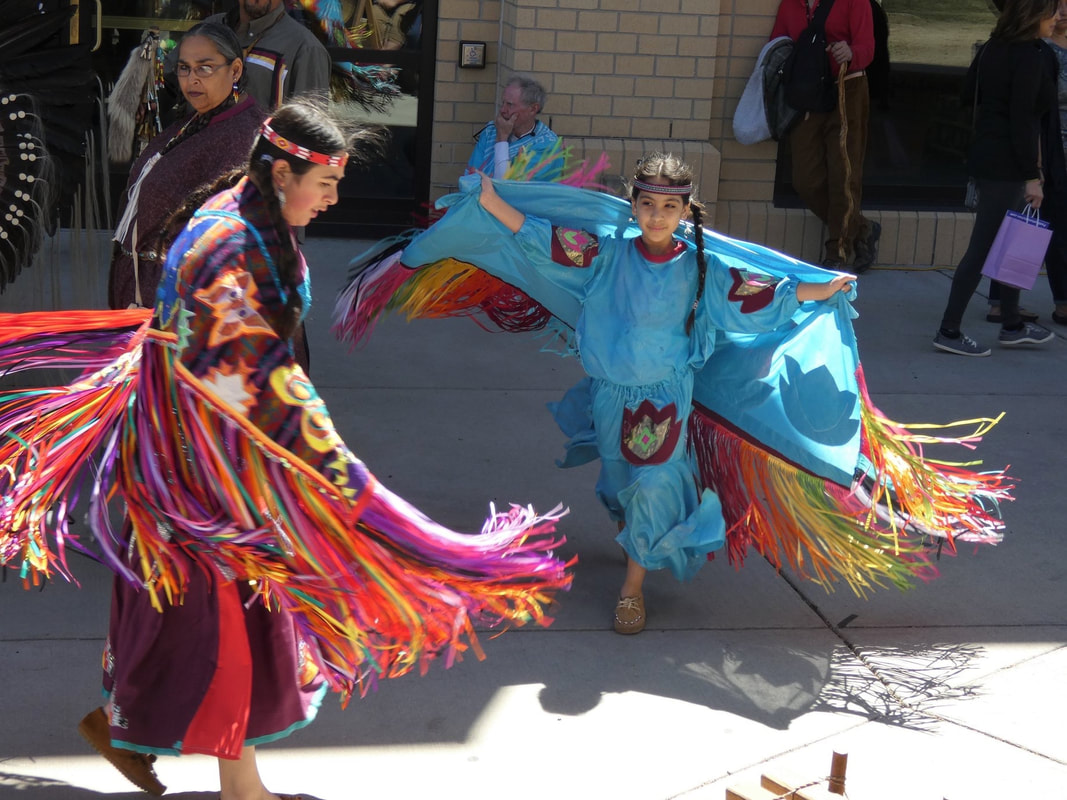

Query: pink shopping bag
980,206,1052,290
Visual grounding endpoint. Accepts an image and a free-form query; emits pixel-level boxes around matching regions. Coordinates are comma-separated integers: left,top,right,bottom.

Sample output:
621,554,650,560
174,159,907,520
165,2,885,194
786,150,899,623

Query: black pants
940,179,1024,332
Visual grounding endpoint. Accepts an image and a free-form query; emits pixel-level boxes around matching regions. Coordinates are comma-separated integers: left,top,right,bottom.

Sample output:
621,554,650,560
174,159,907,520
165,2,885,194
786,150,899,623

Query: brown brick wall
431,0,722,201
429,0,972,265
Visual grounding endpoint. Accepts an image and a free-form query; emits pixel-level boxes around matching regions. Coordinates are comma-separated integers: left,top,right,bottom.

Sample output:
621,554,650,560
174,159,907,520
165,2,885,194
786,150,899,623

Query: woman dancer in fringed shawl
335,151,1011,639
0,98,570,799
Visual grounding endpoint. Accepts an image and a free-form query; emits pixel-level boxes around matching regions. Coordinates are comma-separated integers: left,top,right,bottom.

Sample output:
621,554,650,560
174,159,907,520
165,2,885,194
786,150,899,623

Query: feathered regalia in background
0,0,96,290
107,29,173,165
286,0,402,102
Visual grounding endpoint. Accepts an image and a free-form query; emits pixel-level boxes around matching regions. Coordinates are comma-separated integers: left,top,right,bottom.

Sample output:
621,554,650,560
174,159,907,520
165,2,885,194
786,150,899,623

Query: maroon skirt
100,547,326,758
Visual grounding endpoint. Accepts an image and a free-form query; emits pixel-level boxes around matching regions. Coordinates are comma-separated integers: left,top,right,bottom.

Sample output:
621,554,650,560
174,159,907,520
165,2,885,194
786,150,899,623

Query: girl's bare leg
620,557,646,599
613,554,648,634
614,519,647,632
218,747,280,800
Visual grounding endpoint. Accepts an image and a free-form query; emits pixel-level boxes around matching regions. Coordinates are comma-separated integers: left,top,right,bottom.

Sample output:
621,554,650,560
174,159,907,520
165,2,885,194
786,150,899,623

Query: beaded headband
260,120,348,167
632,178,692,196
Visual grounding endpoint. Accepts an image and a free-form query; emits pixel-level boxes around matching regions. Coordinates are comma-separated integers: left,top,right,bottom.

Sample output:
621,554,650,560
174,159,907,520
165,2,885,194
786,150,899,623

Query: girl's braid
248,157,303,340
686,201,706,336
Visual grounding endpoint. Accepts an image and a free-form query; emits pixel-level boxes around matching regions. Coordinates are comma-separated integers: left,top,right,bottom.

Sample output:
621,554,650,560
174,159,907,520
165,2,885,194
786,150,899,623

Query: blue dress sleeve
696,250,801,334
511,214,602,301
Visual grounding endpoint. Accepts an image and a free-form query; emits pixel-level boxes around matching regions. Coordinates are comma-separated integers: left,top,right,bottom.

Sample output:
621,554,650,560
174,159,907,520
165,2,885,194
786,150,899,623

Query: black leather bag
782,0,838,113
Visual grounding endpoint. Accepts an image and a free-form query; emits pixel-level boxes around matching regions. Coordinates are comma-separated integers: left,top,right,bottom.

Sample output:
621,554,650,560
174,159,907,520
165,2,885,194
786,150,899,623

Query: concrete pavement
1,236,1065,800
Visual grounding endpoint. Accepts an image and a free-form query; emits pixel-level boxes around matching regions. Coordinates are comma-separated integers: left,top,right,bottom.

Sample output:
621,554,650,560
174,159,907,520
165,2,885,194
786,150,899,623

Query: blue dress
508,217,802,579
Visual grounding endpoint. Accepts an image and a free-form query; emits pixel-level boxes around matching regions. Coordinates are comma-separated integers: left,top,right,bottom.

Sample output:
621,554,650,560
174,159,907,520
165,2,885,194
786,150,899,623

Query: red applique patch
621,400,682,466
550,227,599,268
727,267,778,313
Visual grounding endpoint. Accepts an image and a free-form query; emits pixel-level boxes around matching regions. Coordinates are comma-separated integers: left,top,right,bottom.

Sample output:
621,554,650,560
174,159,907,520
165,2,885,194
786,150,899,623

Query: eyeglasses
176,62,229,78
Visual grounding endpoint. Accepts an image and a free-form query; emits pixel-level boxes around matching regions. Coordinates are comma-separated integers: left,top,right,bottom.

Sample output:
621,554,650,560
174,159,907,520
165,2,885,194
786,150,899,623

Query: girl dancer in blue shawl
336,152,1009,638
475,154,853,633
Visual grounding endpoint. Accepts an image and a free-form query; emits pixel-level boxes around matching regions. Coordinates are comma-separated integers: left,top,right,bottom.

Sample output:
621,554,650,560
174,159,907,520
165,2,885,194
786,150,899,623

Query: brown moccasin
613,594,646,635
78,707,166,796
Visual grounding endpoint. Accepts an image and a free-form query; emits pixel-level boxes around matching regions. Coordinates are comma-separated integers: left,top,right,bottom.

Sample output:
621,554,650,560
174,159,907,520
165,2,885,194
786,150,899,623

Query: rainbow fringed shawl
334,173,1010,596
0,179,572,702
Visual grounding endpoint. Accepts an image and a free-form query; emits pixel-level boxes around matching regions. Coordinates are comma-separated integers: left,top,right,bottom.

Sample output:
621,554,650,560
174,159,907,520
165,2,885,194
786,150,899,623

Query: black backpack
763,38,801,140
783,0,838,113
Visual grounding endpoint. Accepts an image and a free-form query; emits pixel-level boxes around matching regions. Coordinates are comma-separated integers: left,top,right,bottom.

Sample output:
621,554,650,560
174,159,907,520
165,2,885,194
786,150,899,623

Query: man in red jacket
771,0,880,270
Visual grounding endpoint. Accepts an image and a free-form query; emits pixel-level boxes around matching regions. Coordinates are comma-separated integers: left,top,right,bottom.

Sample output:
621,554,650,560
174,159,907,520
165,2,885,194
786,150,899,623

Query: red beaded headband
260,120,348,167
632,178,692,196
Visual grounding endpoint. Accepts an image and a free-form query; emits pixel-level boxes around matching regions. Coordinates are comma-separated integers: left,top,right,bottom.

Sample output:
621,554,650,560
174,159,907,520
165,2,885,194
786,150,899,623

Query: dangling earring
275,183,287,208
232,80,240,103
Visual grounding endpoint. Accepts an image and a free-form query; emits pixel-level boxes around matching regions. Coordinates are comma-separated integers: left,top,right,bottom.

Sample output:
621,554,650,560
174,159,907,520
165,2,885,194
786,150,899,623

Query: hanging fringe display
0,91,53,290
0,1,99,292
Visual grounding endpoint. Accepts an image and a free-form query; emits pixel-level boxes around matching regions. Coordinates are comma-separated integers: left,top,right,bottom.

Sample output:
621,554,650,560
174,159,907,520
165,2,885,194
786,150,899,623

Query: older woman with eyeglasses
108,21,264,311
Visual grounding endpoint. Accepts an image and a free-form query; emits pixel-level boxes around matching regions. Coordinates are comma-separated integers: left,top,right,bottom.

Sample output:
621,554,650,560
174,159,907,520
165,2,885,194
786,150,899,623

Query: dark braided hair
687,202,706,335
628,152,706,335
246,95,384,339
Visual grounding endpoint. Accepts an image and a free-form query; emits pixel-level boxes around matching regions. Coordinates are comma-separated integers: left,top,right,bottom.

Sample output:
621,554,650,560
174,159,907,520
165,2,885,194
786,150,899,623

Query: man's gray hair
506,75,547,112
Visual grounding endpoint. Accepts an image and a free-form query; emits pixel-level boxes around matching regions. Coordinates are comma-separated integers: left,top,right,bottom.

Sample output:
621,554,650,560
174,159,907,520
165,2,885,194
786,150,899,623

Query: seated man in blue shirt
467,75,560,179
